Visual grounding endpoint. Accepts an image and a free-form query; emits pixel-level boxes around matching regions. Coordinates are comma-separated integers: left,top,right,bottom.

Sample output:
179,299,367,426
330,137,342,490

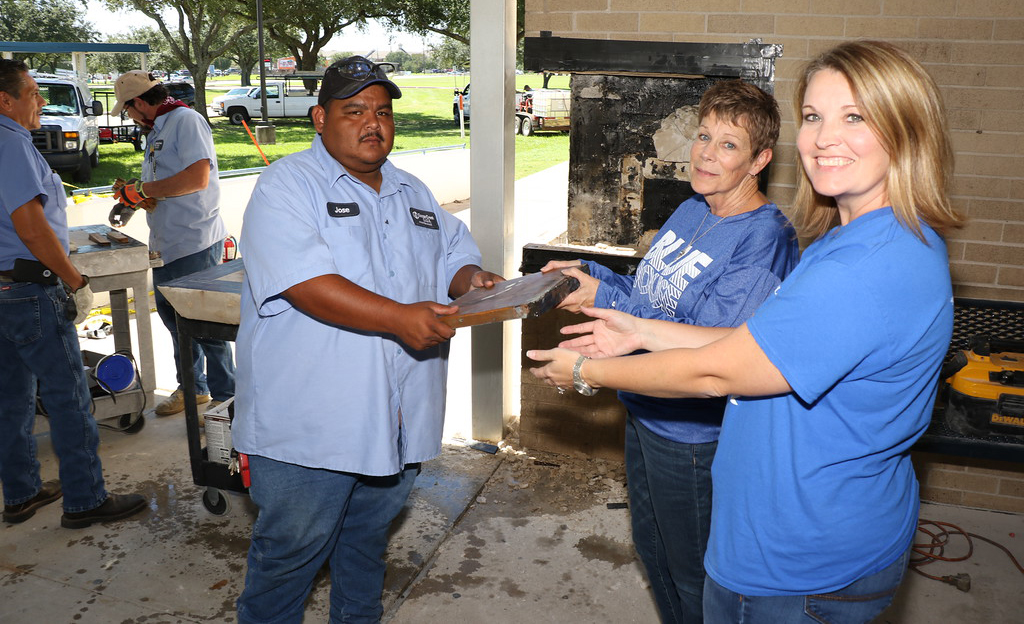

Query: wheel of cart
163,267,248,515
203,487,231,515
174,311,247,514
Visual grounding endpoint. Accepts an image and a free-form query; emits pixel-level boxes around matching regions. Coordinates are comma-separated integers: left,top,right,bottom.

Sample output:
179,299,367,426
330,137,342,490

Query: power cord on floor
910,518,1024,592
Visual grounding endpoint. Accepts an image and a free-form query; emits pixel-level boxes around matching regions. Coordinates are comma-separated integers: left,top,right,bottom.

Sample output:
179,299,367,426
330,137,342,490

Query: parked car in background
215,75,322,124
165,81,196,108
452,83,470,124
30,72,102,183
210,86,258,116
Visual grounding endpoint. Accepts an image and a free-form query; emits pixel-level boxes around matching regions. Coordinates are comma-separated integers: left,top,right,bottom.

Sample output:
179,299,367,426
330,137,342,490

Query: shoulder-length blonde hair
793,40,966,240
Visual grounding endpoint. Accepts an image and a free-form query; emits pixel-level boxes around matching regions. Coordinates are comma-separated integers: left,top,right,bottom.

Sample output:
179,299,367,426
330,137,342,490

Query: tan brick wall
525,1,1024,304
523,1,1024,513
914,452,1024,514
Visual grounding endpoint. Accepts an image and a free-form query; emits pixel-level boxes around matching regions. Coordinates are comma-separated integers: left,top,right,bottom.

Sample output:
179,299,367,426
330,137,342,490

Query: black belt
0,270,14,278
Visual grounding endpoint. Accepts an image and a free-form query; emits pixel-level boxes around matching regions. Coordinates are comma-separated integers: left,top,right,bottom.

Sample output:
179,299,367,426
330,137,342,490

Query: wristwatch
573,354,598,396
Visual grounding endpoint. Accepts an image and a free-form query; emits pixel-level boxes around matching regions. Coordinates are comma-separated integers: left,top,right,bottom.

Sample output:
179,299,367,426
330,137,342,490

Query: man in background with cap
111,70,235,417
234,55,503,622
0,58,146,529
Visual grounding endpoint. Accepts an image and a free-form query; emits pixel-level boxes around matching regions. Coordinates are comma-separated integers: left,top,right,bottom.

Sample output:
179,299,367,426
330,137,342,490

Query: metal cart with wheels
160,259,246,515
67,225,159,433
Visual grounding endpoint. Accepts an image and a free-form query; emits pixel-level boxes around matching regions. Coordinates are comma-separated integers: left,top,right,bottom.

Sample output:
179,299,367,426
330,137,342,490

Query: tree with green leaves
376,0,525,45
104,0,260,119
384,49,429,74
221,19,287,86
430,38,469,72
0,0,96,72
258,0,380,76
87,28,176,77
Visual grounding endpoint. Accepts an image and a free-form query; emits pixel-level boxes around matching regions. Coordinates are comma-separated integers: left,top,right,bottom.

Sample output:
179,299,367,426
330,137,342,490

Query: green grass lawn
77,73,569,191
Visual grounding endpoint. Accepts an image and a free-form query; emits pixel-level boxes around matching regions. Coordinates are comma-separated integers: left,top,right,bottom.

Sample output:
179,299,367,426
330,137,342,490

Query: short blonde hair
793,40,966,240
699,79,780,157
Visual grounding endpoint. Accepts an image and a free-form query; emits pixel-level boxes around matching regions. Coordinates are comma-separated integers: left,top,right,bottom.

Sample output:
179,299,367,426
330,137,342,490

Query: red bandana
141,96,190,126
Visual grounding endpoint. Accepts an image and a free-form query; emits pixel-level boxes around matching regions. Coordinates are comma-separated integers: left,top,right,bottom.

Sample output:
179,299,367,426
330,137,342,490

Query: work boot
155,389,211,416
3,480,62,523
61,493,147,529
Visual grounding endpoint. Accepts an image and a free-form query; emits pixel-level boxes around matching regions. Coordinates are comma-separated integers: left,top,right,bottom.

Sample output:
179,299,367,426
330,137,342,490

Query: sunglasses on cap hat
319,56,402,105
331,57,395,80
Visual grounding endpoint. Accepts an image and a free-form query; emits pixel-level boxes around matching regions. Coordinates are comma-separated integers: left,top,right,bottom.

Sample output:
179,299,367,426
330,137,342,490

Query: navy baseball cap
318,56,402,106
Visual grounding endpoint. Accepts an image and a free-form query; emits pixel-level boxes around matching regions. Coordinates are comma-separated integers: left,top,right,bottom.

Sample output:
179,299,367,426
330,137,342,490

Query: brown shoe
3,480,62,523
61,493,147,529
155,389,211,416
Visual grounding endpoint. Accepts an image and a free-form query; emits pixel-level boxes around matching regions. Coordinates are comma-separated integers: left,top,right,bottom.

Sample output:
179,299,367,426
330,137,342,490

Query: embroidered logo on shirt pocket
327,202,360,218
409,208,439,230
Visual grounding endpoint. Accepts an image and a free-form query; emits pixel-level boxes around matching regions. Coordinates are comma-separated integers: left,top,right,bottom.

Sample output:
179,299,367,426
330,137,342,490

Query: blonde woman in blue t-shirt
530,41,966,624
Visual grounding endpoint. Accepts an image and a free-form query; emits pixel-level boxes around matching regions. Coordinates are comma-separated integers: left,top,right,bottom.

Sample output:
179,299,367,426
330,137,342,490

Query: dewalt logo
991,414,1024,427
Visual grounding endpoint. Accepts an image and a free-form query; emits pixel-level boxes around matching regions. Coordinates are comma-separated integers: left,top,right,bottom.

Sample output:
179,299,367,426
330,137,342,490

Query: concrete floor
3,406,1023,623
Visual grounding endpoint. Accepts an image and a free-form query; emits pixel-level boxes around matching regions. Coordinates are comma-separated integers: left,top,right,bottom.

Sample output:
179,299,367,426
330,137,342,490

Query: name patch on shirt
151,139,164,151
409,208,439,230
327,202,360,218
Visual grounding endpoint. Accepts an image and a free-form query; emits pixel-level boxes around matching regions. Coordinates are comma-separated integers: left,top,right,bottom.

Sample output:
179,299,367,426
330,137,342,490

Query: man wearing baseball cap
111,70,235,419
234,56,503,622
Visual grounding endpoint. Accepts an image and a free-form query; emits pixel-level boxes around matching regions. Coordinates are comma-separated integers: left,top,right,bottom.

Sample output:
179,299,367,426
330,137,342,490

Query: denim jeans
152,242,235,401
625,414,716,624
703,547,911,624
0,281,107,512
237,455,420,623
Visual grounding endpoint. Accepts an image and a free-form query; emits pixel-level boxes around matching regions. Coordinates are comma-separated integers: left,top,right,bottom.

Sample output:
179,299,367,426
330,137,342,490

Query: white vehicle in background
29,72,102,183
215,74,322,125
452,83,470,124
210,86,258,116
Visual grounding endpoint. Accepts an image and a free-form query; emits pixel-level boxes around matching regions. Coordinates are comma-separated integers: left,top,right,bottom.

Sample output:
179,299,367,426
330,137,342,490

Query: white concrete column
469,0,516,442
71,51,87,77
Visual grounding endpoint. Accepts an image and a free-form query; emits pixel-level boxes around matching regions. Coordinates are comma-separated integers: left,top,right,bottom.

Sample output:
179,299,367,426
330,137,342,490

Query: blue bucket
95,353,136,393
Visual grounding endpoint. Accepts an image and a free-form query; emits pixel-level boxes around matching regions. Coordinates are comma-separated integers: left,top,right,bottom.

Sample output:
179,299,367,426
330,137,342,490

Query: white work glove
64,275,94,325
73,281,94,325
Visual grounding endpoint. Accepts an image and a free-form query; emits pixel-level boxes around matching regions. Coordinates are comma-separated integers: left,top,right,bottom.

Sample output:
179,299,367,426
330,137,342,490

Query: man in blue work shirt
0,59,146,528
110,70,234,417
234,56,504,622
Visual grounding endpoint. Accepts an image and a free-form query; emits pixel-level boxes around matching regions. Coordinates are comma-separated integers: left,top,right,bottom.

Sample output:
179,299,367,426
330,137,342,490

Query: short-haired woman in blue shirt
542,79,799,623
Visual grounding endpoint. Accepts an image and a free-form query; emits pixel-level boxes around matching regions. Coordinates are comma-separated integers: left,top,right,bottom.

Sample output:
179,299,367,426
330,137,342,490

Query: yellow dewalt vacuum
942,336,1024,438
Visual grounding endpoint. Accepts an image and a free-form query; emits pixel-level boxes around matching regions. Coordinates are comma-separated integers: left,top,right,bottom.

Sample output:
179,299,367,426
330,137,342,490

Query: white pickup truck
215,74,322,125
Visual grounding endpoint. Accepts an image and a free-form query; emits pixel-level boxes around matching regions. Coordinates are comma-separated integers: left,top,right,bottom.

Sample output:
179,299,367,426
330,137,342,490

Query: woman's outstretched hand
557,306,644,358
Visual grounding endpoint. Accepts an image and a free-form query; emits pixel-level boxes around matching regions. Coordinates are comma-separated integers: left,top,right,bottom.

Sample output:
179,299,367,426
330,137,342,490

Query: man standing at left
0,58,146,528
110,70,234,416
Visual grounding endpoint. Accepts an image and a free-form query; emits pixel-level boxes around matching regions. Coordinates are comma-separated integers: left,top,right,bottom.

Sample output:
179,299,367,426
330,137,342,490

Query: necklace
676,205,735,258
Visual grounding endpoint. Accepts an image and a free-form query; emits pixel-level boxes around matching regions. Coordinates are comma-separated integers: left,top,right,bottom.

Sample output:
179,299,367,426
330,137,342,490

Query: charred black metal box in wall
524,35,781,251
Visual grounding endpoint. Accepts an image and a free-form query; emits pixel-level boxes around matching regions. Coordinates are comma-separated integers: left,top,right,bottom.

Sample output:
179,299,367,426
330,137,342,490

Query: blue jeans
237,455,420,623
626,414,716,624
0,281,107,513
152,242,235,401
703,547,911,624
